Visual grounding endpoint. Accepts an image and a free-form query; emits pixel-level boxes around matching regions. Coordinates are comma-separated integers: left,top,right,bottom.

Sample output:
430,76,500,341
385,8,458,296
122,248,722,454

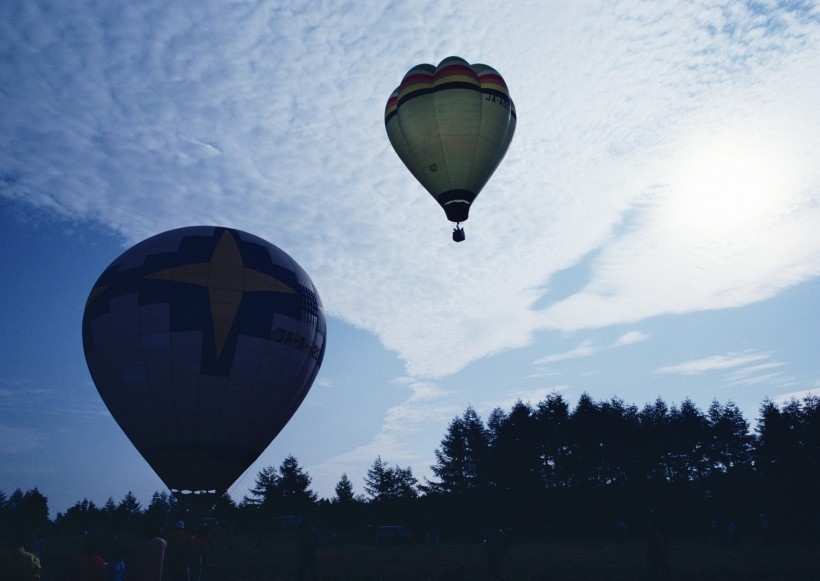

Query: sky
1,0,819,517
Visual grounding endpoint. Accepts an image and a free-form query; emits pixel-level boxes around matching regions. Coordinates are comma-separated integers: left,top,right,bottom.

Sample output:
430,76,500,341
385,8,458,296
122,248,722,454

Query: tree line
2,392,818,543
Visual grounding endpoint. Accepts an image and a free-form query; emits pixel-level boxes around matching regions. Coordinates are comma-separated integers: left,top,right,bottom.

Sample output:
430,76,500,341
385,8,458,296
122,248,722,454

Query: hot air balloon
82,226,326,500
385,56,516,242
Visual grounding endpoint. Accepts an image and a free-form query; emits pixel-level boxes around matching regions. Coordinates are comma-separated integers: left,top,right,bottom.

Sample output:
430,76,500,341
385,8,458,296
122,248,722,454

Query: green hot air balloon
385,56,516,242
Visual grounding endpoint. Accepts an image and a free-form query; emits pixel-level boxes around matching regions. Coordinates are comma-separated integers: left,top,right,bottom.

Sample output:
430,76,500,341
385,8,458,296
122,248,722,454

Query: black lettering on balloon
485,93,510,110
273,328,321,360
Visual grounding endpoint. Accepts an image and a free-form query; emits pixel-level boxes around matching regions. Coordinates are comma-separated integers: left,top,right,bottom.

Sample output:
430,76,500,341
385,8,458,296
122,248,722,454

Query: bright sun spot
663,128,801,236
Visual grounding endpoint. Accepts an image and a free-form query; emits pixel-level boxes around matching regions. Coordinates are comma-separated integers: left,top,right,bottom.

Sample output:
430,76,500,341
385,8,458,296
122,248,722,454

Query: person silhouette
0,528,42,581
61,533,106,581
127,522,167,581
166,521,193,581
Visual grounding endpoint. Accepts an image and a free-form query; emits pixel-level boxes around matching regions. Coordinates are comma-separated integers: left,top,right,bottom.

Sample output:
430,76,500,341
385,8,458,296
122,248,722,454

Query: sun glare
663,129,800,236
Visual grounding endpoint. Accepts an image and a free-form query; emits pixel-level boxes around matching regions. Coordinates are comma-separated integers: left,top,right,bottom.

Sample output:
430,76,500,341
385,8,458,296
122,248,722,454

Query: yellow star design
145,230,295,358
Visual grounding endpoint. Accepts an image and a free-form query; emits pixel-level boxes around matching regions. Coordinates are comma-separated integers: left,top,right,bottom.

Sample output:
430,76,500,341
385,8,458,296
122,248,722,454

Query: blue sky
2,0,819,516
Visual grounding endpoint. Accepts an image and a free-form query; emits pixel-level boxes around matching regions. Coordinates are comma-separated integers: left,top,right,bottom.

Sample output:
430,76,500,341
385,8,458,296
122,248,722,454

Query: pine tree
429,406,489,495
639,397,672,483
364,456,418,500
104,497,117,517
390,466,419,499
117,491,142,516
363,456,390,500
247,465,279,506
276,454,318,512
666,398,709,482
706,400,753,474
333,473,356,504
246,456,317,515
145,491,174,523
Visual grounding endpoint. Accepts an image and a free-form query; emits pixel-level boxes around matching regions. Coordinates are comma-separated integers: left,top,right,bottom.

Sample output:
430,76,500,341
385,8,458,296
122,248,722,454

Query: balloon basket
452,226,465,242
172,490,221,518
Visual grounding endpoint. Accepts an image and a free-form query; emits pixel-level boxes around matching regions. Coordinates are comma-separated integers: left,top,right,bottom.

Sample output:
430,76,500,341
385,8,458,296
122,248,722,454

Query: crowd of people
4,509,811,580
0,519,223,581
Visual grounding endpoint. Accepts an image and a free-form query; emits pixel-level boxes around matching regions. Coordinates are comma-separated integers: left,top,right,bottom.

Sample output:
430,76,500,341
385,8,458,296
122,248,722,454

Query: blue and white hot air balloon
82,226,326,497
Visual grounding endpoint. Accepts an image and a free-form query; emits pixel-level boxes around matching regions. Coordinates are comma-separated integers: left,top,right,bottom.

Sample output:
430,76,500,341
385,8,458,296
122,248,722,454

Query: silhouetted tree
363,456,390,500
323,473,364,536
481,400,544,503
638,397,672,484
22,488,49,531
118,491,141,514
113,490,142,531
757,398,797,470
211,491,238,523
1,487,49,540
55,498,104,534
364,456,418,501
333,473,356,504
0,490,7,539
755,395,820,536
666,399,710,483
11,391,819,544
569,393,608,486
277,454,318,514
706,400,754,475
597,397,641,485
486,407,507,449
534,393,571,488
799,394,820,481
144,491,175,525
246,456,316,516
103,497,117,518
429,406,489,495
247,466,278,507
392,466,419,499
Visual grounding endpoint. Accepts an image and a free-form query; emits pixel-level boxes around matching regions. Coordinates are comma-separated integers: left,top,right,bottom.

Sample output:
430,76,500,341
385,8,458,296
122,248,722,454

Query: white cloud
475,386,569,418
613,331,650,347
725,362,787,386
729,373,788,386
0,424,48,455
772,388,819,406
527,370,561,379
0,381,58,406
655,352,772,375
655,353,809,393
532,331,649,368
311,377,458,491
3,0,820,510
2,1,819,381
534,340,597,364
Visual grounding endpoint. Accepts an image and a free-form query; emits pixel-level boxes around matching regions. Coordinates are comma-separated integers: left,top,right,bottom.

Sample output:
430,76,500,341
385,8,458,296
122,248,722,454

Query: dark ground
40,531,820,580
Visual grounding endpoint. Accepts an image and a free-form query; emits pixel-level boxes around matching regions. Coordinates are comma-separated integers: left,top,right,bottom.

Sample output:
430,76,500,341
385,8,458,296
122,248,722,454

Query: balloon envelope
385,56,516,223
82,226,326,494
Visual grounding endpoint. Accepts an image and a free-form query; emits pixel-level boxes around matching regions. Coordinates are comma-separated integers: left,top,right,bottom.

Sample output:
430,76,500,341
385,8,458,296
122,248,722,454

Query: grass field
40,531,820,580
